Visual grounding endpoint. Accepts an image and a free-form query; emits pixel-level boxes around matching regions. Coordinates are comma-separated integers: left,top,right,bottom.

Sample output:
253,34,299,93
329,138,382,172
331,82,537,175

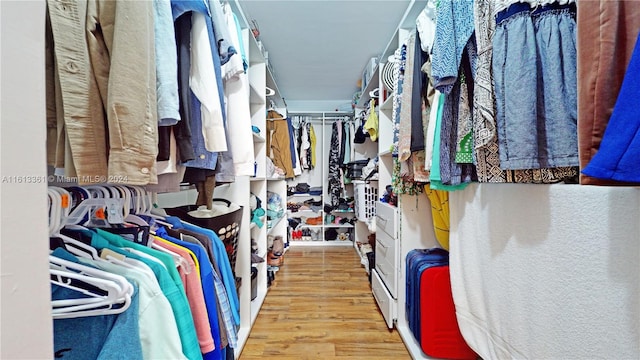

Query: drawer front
372,269,396,329
376,225,398,251
375,254,397,298
376,202,398,237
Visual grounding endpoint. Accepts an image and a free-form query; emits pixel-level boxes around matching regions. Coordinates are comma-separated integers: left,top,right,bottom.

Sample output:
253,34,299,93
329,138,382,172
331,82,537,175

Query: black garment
173,13,195,162
328,122,342,206
439,44,477,185
306,122,313,169
411,30,430,152
156,127,172,161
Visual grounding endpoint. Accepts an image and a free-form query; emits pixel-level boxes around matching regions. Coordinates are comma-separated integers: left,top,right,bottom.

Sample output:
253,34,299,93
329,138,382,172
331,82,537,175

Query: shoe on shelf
305,216,323,225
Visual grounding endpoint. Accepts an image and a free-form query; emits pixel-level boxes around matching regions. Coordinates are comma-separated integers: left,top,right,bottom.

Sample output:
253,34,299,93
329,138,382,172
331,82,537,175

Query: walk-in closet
1,1,639,359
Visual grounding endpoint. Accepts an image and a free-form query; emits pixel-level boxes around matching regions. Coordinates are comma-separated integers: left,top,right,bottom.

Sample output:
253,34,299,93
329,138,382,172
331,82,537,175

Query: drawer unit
372,269,396,329
376,201,398,237
375,256,397,298
375,229,399,297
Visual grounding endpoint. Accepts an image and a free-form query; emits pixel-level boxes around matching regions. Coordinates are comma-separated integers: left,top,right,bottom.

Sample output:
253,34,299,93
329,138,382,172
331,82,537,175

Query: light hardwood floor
240,246,410,359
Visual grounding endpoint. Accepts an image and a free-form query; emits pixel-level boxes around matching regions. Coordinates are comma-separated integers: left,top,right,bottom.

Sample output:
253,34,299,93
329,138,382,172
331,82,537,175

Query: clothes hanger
132,185,173,228
49,261,132,319
149,239,191,274
49,188,103,260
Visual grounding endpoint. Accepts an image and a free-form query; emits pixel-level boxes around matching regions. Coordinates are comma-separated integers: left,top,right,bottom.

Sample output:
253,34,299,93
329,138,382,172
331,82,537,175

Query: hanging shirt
184,89,219,170
154,0,181,126
221,3,255,176
191,11,227,153
364,100,379,142
50,249,144,360
157,228,238,350
431,0,475,93
87,230,203,360
153,237,216,355
310,124,317,168
164,217,240,327
76,253,187,360
207,0,236,65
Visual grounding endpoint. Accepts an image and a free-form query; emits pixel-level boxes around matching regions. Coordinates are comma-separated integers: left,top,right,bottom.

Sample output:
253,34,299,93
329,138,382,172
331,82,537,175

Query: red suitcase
420,265,477,359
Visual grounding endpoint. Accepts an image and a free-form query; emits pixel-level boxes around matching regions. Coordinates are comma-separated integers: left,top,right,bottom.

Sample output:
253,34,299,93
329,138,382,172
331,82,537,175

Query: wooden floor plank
240,246,410,359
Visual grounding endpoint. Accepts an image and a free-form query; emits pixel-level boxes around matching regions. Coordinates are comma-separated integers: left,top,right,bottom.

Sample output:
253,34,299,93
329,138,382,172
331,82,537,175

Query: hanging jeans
493,3,578,170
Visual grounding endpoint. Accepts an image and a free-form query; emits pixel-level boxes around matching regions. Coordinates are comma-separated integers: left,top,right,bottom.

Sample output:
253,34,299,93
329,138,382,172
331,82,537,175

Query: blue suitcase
406,248,449,341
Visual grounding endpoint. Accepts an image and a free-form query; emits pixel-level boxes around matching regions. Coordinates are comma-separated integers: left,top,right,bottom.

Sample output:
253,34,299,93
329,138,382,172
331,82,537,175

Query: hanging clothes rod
268,116,354,121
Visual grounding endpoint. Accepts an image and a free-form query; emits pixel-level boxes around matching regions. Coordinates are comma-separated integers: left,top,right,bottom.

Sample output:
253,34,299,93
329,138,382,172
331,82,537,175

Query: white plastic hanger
49,255,132,319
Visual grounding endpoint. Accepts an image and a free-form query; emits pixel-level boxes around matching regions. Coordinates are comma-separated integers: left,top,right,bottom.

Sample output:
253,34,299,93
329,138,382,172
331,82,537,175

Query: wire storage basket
353,180,378,222
165,198,243,277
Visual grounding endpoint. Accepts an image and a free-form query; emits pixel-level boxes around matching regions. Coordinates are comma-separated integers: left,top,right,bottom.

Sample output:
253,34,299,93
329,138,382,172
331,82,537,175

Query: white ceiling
237,0,412,106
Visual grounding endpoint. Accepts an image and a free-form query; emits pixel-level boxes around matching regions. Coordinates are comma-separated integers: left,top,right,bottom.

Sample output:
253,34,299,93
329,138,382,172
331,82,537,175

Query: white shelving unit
284,111,374,247
356,1,442,359
153,1,288,357
239,5,289,356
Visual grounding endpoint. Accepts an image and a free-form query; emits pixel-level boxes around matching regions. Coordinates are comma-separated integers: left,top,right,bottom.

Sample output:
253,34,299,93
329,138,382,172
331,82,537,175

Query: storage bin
344,159,369,179
353,180,378,222
165,199,243,278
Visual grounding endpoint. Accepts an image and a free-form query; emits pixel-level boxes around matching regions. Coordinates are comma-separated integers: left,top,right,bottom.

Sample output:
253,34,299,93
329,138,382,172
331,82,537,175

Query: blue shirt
431,0,475,93
184,90,218,170
164,216,240,326
51,249,143,360
154,0,181,126
208,0,236,65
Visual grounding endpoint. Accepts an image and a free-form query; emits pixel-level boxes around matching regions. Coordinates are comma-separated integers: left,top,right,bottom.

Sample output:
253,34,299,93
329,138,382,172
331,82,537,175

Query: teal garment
87,231,203,360
164,217,240,326
430,93,469,191
51,249,143,360
95,229,184,297
231,12,247,71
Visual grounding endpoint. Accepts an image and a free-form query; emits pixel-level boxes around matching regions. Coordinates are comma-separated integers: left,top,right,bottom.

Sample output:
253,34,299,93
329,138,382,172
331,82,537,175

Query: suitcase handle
376,214,388,226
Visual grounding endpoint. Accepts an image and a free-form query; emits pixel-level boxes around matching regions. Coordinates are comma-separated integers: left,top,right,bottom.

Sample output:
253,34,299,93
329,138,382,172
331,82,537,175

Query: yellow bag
363,99,379,141
424,184,450,250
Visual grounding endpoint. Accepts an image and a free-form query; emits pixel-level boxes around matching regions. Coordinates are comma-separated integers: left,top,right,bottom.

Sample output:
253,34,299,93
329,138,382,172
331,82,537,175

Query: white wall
0,0,54,358
450,183,640,359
